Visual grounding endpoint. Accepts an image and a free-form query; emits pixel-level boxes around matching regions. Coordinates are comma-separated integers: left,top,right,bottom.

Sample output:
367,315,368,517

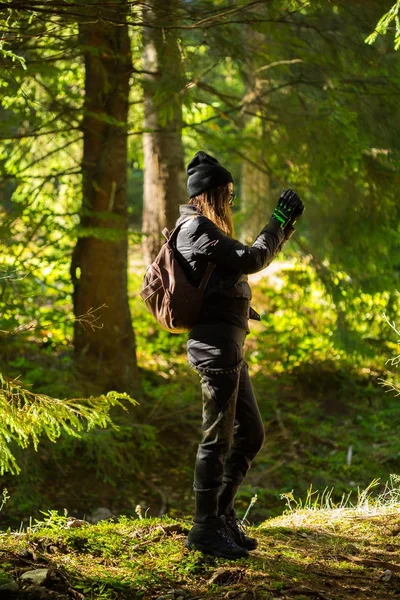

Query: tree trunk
71,1,139,395
141,0,186,265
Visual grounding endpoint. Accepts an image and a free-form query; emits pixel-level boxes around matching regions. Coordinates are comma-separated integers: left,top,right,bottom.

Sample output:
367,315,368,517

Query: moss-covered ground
1,501,400,600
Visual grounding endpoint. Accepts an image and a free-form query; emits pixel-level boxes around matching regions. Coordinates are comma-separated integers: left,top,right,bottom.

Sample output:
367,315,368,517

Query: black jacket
174,203,291,332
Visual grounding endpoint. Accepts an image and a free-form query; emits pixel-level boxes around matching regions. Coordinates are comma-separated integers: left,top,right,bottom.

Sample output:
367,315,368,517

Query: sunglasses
228,192,236,206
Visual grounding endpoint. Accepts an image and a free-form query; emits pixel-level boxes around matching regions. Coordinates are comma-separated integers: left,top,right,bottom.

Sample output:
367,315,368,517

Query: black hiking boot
185,515,249,560
225,516,258,550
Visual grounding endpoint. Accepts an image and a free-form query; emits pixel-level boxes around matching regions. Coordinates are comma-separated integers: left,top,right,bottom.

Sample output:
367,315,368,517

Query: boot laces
217,524,238,548
227,517,247,540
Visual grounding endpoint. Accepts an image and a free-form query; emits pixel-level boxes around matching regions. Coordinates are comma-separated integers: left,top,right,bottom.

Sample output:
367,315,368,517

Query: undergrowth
0,257,399,530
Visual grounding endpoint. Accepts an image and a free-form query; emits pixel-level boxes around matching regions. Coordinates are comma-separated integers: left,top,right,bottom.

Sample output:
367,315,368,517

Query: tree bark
141,0,186,264
71,0,139,395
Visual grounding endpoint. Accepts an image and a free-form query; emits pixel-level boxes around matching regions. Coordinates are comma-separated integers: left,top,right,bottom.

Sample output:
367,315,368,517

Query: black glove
272,189,304,230
288,195,304,228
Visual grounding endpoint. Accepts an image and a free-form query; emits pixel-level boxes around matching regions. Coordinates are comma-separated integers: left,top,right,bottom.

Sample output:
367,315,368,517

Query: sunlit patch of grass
261,475,400,538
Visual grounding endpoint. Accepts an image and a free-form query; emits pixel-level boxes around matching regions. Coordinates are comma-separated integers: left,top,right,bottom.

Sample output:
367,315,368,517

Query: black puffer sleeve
187,216,286,275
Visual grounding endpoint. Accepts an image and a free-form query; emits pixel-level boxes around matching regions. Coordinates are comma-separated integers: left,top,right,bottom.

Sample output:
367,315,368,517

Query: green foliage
0,10,28,68
29,508,69,532
0,252,398,526
248,260,400,372
2,0,400,361
379,317,400,395
0,488,10,513
55,422,163,486
365,1,400,50
0,44,26,69
0,373,137,475
182,1,400,296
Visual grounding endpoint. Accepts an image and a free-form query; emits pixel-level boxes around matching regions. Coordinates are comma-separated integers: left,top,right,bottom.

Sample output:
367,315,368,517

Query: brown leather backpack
140,217,215,334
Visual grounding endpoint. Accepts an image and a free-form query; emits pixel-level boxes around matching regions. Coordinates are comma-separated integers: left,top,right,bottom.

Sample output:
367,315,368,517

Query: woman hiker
174,151,304,559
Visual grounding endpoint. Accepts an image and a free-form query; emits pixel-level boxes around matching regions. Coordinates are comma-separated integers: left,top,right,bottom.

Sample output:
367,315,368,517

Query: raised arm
189,218,285,275
186,188,303,274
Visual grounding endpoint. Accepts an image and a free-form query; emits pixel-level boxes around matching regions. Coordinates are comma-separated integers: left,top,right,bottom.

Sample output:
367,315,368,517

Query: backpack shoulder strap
162,215,216,288
162,215,198,242
199,262,216,290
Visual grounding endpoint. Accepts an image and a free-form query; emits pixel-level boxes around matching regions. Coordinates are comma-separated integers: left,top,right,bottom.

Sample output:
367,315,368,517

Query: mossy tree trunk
71,1,139,395
141,0,186,264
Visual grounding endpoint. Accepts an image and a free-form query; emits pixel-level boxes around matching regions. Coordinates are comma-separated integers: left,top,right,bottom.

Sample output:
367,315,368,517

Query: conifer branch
0,373,137,475
378,315,400,396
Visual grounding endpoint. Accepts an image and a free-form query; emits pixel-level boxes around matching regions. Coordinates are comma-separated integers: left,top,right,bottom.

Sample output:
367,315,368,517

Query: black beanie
186,151,233,198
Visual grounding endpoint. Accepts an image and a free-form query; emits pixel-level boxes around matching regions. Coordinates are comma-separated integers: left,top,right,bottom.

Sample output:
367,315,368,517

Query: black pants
187,323,265,505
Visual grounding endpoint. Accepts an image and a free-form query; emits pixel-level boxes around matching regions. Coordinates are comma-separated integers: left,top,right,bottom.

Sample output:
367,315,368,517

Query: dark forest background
1,0,400,528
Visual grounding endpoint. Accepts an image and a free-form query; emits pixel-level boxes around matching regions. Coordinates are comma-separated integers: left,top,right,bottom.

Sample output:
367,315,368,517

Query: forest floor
1,502,400,600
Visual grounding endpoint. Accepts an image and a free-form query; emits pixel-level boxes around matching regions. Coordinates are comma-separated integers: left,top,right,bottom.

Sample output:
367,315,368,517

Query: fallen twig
285,587,333,600
338,554,400,573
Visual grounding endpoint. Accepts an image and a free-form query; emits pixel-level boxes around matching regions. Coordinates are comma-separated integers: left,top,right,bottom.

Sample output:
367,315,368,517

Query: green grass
2,481,400,599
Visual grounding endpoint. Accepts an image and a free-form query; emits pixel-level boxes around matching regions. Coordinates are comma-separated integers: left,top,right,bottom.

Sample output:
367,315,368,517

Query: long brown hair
189,184,235,237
